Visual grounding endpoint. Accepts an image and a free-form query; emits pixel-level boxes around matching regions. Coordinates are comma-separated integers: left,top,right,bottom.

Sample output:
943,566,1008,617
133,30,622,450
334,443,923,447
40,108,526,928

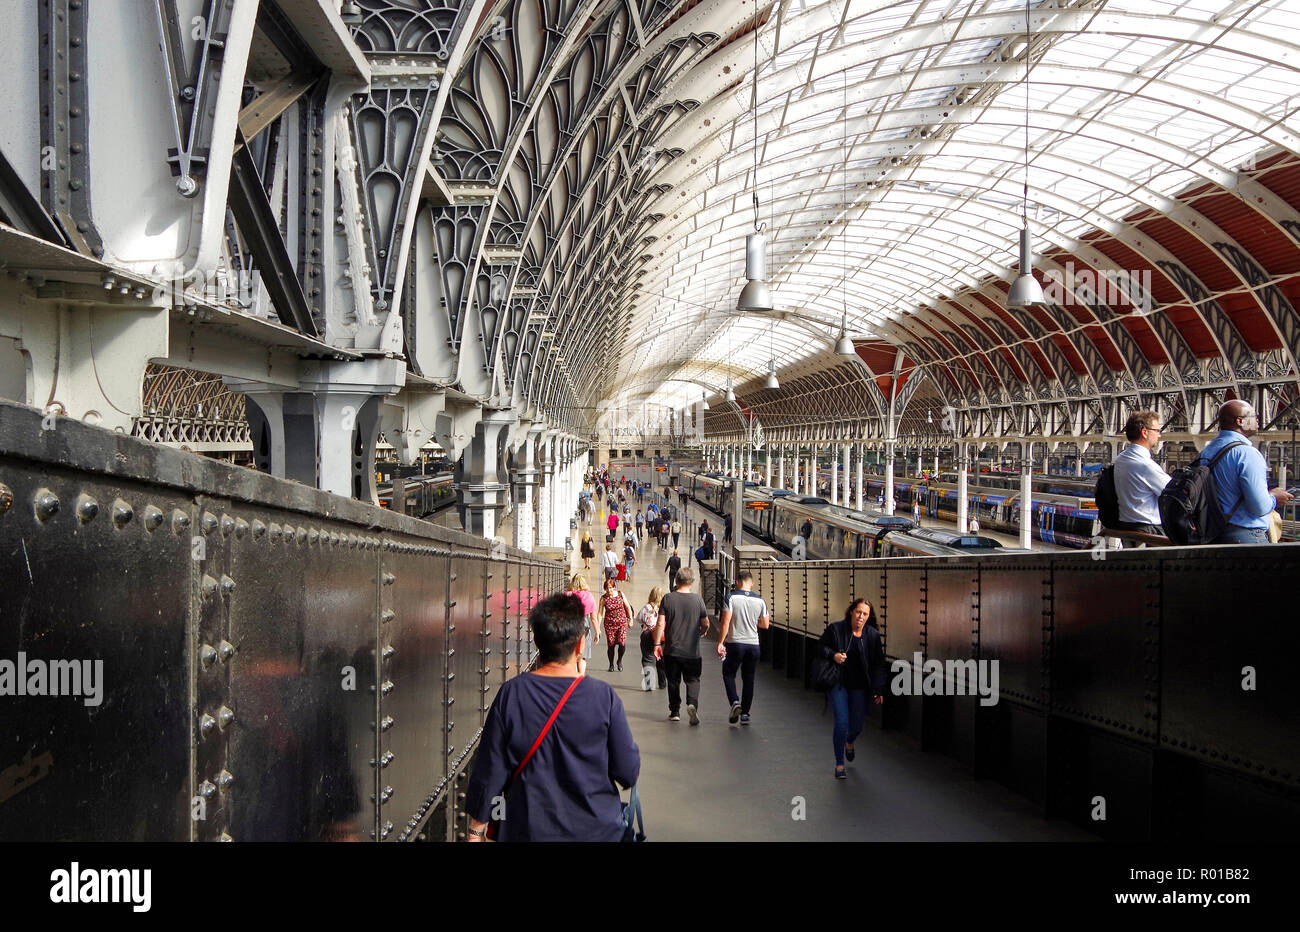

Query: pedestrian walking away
717,570,770,725
601,543,619,581
818,598,887,779
597,576,634,672
465,593,639,842
637,587,666,691
670,518,682,549
579,531,595,569
565,574,599,662
653,567,711,725
606,510,620,542
664,549,681,591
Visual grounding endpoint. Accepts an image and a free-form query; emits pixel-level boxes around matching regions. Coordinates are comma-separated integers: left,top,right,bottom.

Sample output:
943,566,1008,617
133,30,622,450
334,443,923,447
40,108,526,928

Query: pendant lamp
1007,0,1045,308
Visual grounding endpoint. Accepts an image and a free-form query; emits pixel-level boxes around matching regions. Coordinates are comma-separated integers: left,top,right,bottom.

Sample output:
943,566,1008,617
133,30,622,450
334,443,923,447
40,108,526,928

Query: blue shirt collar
1216,430,1250,444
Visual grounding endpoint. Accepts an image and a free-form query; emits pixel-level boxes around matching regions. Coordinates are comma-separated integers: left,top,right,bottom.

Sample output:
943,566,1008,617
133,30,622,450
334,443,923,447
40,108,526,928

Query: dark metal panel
880,564,926,661
825,567,852,632
1050,561,1157,742
1161,553,1300,788
447,556,484,771
383,545,449,842
925,565,977,664
0,466,191,840
223,504,377,842
977,561,1050,708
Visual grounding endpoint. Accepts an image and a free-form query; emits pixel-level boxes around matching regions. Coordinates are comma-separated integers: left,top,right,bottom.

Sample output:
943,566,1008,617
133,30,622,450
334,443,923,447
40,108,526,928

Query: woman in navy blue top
466,593,640,842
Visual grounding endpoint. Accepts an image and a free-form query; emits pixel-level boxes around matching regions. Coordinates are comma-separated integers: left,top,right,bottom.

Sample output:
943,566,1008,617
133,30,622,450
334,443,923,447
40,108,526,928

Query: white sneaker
687,704,699,726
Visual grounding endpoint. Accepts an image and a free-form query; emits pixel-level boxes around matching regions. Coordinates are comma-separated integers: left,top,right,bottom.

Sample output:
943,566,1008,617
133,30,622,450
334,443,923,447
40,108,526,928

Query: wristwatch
468,825,486,837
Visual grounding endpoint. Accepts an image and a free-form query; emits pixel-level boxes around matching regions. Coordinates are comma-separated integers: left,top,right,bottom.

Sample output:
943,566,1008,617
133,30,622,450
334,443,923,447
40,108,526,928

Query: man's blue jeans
720,642,760,713
1213,524,1268,544
831,686,868,766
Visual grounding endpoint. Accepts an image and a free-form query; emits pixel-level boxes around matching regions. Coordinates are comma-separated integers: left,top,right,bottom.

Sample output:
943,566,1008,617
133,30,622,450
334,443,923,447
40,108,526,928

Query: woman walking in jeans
818,598,887,779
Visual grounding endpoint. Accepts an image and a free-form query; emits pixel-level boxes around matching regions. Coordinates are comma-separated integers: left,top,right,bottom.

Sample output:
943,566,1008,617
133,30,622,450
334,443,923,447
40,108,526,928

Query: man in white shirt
1112,410,1172,535
602,543,619,580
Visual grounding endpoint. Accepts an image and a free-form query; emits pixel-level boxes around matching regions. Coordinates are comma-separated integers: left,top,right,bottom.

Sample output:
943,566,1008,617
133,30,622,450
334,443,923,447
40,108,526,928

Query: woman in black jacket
818,598,887,779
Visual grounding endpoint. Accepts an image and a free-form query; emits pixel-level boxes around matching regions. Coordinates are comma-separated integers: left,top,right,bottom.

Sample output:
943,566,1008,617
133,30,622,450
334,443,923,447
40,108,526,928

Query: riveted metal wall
743,545,1300,841
0,402,565,841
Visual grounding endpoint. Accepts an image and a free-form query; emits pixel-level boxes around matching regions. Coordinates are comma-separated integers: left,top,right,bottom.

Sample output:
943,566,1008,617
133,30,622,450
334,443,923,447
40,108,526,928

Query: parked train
860,475,1099,549
376,473,456,518
681,470,1025,560
878,526,1029,557
689,468,1097,550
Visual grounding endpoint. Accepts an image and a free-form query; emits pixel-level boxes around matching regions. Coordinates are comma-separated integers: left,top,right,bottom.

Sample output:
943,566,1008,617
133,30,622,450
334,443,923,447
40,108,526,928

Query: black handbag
810,625,844,693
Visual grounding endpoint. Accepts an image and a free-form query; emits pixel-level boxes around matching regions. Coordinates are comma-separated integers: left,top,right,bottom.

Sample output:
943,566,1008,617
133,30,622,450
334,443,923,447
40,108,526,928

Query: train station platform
568,504,1092,841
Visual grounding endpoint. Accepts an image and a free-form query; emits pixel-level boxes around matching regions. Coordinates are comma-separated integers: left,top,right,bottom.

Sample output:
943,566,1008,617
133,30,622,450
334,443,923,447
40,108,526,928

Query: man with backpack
1194,401,1292,544
1109,410,1171,535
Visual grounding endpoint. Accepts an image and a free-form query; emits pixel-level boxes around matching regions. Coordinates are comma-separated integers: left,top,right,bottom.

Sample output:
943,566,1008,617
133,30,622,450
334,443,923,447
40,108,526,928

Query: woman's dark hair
531,593,587,663
843,597,879,629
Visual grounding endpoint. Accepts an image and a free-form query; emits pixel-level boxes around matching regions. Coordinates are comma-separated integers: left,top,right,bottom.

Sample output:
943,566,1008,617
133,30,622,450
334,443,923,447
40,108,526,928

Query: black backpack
1094,465,1121,529
1158,441,1244,545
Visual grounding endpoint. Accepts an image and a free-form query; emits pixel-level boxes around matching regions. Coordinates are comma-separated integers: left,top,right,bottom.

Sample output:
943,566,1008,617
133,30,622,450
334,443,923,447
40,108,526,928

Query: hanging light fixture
765,318,779,389
835,67,855,356
701,389,710,411
725,378,736,403
1007,0,1045,308
737,21,773,313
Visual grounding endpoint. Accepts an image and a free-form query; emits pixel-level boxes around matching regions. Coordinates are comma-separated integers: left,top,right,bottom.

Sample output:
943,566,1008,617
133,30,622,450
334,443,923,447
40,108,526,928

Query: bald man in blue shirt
1201,400,1293,544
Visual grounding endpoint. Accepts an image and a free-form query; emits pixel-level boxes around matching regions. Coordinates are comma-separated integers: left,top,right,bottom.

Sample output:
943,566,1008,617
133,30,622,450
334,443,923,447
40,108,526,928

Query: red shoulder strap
508,675,584,785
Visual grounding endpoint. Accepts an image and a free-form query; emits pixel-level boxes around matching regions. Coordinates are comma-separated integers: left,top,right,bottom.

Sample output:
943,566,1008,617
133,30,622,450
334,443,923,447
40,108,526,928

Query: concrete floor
564,486,1095,842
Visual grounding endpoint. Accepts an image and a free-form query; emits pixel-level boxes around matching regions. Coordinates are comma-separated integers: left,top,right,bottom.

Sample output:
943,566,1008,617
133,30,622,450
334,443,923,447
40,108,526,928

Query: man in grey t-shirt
716,570,770,725
654,567,711,725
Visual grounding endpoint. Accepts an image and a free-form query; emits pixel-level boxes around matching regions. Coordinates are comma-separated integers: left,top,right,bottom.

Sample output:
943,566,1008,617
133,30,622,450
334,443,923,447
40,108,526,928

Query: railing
0,401,567,842
740,547,1300,841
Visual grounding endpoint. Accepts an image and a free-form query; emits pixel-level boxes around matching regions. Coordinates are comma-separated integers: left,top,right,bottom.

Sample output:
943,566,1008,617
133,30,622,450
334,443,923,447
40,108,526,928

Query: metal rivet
111,498,133,528
269,522,282,541
201,511,219,535
217,832,233,842
201,574,218,597
0,483,14,515
220,574,236,595
216,770,234,789
380,716,394,732
308,527,320,545
218,640,236,662
199,780,216,798
221,515,235,537
142,505,164,531
172,509,191,533
381,680,394,695
76,494,99,523
383,572,396,585
200,644,218,667
34,489,60,522
381,609,395,623
199,713,216,736
382,645,395,660
216,705,235,729
252,519,266,539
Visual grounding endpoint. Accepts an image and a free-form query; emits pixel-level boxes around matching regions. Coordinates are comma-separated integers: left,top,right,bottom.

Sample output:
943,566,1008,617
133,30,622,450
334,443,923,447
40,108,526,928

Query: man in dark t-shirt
653,567,711,725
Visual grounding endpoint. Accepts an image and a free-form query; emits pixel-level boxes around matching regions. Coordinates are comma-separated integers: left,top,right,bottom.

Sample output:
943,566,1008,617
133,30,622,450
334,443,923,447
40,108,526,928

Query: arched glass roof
606,0,1300,412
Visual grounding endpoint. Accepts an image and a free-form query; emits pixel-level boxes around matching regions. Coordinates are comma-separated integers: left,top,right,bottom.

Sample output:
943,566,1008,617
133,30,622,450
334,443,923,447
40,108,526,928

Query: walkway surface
563,486,1094,842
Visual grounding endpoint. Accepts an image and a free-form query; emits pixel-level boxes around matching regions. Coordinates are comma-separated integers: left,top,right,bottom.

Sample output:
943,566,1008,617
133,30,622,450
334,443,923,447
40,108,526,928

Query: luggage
1158,441,1244,544
1094,465,1121,529
616,563,627,580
